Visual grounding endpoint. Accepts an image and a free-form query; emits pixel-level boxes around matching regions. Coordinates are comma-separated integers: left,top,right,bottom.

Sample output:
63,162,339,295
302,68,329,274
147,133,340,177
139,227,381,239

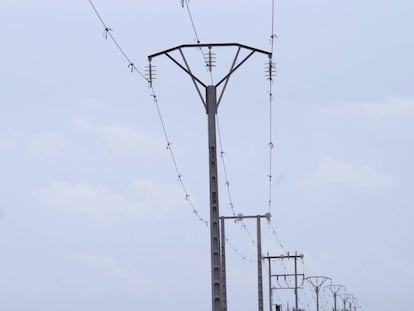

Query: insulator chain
145,61,157,87
265,60,276,80
205,48,216,72
180,0,191,8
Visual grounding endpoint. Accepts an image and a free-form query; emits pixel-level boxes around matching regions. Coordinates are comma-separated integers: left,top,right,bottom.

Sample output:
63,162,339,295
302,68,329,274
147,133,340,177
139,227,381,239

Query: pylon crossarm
148,42,271,59
215,50,255,88
339,293,354,303
272,286,303,290
164,52,207,88
326,284,346,294
178,48,207,107
272,274,304,278
305,276,332,289
148,42,271,112
217,46,241,106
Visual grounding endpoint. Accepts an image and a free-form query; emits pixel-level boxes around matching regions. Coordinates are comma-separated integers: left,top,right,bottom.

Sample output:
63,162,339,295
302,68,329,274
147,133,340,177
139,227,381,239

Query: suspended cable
179,0,214,84
263,0,288,258
267,0,277,215
270,0,278,55
87,0,208,226
87,0,147,81
181,0,201,45
226,238,255,264
216,116,236,217
216,115,257,248
266,221,287,254
150,86,208,225
87,1,359,304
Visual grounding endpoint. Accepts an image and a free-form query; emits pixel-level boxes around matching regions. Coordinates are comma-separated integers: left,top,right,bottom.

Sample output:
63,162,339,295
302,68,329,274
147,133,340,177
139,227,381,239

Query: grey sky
1,0,413,310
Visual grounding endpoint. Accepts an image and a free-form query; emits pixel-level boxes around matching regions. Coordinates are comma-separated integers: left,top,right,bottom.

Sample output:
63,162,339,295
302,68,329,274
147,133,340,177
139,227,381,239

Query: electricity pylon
220,213,271,311
325,284,346,311
353,302,362,311
263,252,305,311
305,276,331,311
148,43,271,311
338,293,353,311
348,296,358,311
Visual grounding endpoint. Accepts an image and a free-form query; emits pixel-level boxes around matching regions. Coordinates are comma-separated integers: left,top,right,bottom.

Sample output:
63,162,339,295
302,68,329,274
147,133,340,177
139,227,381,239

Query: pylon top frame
148,42,272,109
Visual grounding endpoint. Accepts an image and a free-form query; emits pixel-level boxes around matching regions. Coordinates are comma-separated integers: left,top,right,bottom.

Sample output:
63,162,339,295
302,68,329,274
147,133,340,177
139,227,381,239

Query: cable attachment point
145,61,157,87
205,47,216,72
103,27,112,39
235,213,244,223
265,60,276,80
180,0,191,7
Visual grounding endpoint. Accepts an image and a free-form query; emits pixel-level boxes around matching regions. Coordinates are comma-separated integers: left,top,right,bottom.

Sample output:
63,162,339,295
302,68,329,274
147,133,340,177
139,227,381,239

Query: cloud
75,119,163,157
32,179,183,222
74,252,146,285
0,130,67,157
0,131,15,151
304,154,400,190
26,132,67,157
344,97,414,118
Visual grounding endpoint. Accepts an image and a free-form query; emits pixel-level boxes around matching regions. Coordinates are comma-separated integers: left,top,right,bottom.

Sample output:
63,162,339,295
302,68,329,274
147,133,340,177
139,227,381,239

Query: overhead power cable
181,0,201,45
267,0,277,215
150,85,208,225
263,0,289,258
87,0,208,226
87,0,147,81
179,0,214,84
226,237,255,264
87,2,359,304
216,116,257,248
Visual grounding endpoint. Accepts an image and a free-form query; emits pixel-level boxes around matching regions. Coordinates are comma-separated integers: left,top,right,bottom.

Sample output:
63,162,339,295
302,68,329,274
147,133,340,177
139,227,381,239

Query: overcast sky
1,1,413,311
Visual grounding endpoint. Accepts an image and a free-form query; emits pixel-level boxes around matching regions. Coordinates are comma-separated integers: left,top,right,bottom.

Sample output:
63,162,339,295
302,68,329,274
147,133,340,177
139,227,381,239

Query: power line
266,220,287,254
181,0,201,45
179,0,286,262
225,237,255,264
150,86,208,226
87,2,267,279
87,1,265,260
264,0,289,260
87,2,360,307
87,0,208,226
267,0,277,214
216,116,236,217
216,115,257,247
179,0,214,84
87,0,147,81
270,0,278,55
